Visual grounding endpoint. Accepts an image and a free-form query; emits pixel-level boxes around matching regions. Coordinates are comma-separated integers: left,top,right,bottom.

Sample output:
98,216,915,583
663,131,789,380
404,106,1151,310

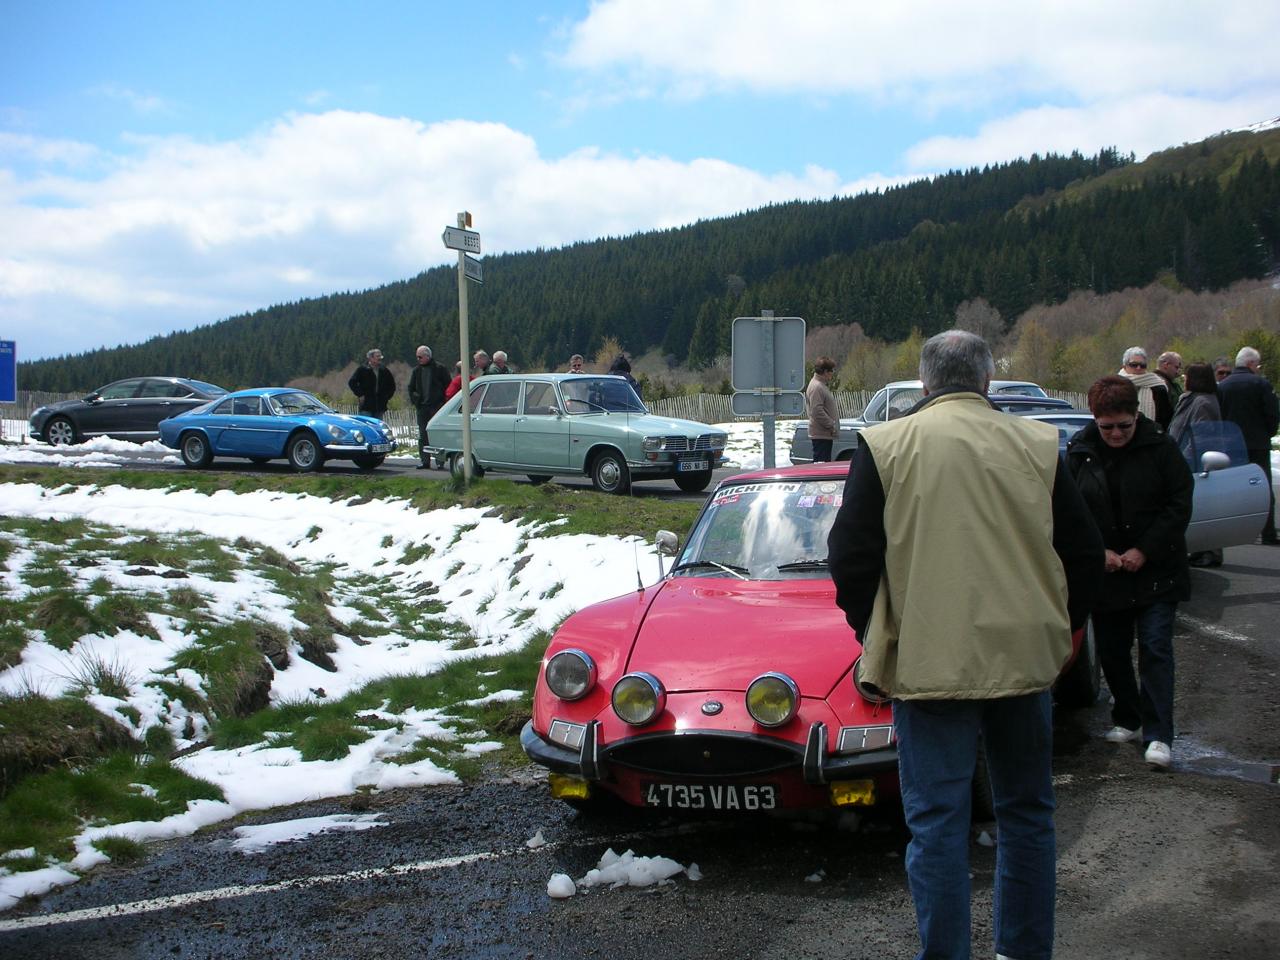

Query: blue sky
2,0,1277,362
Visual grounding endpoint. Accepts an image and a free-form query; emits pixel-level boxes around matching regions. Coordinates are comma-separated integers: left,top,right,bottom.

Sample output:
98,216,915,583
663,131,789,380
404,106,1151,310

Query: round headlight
352,429,364,442
327,424,345,440
612,672,666,726
641,436,663,452
544,649,596,701
745,672,799,727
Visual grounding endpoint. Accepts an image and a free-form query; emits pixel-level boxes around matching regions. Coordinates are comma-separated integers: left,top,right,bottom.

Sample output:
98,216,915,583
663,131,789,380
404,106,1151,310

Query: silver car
427,373,727,494
789,379,1057,463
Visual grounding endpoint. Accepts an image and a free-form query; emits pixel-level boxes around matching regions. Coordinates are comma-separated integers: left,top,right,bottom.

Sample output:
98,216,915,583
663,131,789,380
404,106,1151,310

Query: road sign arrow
442,226,482,254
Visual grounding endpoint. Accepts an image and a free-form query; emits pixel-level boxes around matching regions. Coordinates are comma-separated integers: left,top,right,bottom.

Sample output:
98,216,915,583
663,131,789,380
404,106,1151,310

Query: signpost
730,312,806,468
443,213,482,480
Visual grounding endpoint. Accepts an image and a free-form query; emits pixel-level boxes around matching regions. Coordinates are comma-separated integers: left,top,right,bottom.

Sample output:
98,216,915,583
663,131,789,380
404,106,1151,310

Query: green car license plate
370,442,393,453
643,782,777,811
677,458,708,472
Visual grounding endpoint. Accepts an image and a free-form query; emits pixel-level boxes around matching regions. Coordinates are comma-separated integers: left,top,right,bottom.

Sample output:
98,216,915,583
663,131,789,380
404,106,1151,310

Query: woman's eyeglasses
1097,420,1136,432
1125,361,1147,370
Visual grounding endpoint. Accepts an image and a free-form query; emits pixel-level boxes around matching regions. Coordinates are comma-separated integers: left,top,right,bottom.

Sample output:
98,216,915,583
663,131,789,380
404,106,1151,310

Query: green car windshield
560,377,645,413
673,479,845,580
267,392,332,416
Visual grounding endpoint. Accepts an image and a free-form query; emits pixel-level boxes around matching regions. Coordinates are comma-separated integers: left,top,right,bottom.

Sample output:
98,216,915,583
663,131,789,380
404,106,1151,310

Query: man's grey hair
366,348,382,360
1122,346,1148,365
493,350,507,363
1236,346,1261,367
416,345,431,358
919,330,995,393
1158,351,1181,364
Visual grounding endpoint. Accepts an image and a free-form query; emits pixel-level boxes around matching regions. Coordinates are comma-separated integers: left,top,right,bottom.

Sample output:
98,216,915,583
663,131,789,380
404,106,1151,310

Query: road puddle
1175,736,1280,785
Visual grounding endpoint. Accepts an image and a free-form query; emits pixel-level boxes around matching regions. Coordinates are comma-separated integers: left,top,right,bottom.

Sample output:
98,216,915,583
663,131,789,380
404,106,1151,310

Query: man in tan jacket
805,356,839,462
828,330,1102,960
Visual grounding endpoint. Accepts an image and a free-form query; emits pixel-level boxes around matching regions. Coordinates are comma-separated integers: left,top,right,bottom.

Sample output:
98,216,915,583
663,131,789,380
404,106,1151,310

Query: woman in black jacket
1066,376,1193,770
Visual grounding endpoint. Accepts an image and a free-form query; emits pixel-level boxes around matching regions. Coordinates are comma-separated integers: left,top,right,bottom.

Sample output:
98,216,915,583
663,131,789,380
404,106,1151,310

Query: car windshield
673,478,844,580
266,392,332,416
559,377,646,413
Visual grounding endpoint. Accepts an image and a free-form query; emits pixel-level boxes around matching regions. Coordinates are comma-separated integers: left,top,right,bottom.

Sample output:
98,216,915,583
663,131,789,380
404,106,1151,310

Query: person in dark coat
1217,346,1279,544
408,345,450,469
348,348,396,420
1169,362,1224,568
1066,375,1193,770
607,354,640,394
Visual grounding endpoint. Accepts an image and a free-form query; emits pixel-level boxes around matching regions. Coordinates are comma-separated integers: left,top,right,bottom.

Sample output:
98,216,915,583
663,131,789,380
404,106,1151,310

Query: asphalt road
2,451,1277,958
1,443,750,499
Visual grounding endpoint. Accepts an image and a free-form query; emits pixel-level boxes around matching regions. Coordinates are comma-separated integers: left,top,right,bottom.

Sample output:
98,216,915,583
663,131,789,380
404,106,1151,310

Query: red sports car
521,462,902,812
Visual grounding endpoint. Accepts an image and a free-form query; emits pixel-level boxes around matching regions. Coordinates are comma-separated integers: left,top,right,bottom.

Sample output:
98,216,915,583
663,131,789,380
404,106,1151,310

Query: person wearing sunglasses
1066,375,1193,770
1117,346,1173,429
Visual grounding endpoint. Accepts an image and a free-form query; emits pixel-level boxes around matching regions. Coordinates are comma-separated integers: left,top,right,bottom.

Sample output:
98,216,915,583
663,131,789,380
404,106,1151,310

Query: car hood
625,413,726,438
627,578,857,698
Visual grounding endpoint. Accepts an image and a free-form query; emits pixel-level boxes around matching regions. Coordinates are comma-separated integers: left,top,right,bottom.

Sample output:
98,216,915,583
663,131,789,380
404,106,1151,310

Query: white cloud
562,1,1280,104
905,93,1280,171
0,111,849,360
89,84,172,116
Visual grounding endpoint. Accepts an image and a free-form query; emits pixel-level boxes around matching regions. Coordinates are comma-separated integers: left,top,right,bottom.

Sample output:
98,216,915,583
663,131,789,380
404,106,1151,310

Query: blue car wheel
287,433,323,472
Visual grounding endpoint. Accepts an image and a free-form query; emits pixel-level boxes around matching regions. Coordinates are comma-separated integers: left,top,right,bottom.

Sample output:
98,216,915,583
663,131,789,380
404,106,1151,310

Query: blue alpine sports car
157,387,396,472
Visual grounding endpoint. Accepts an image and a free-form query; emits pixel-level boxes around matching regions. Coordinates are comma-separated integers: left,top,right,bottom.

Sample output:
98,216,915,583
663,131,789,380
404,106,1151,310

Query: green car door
514,380,571,469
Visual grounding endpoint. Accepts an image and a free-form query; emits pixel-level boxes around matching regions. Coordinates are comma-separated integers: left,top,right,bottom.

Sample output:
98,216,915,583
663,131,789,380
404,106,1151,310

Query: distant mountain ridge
21,126,1280,392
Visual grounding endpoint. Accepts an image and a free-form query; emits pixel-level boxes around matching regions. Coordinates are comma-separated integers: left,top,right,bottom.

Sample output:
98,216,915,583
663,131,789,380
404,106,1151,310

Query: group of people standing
827,330,1277,960
347,345,515,469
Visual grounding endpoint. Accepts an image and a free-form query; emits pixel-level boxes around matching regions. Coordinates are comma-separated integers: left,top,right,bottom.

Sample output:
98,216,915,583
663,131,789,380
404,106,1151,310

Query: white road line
0,823,707,934
0,850,500,933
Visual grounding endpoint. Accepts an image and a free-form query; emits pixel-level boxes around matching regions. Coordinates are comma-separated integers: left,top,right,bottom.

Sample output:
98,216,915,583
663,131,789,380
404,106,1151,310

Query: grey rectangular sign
731,315,806,391
463,254,483,283
731,390,805,417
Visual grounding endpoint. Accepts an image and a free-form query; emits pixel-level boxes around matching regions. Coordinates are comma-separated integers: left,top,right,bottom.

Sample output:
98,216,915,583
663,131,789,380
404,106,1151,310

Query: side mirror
84,392,102,403
1199,450,1230,474
655,530,679,557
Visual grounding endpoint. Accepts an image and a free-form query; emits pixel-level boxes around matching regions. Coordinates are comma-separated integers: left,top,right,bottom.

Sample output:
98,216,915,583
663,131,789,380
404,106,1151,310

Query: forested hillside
21,127,1280,392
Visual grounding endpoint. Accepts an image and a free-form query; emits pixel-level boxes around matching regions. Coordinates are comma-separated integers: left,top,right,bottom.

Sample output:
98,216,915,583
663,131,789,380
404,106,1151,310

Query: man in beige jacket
828,330,1102,960
805,356,839,462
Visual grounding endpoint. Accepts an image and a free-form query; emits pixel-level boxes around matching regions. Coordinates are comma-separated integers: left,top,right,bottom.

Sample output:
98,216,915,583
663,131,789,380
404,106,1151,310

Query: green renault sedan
426,373,727,493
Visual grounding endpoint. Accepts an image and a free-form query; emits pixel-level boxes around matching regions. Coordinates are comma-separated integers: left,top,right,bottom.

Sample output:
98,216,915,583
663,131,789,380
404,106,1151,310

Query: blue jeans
894,693,1056,960
1092,601,1176,745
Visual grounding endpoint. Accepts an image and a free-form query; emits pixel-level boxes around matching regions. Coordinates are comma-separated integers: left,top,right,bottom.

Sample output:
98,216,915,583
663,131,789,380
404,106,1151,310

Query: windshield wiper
670,559,749,580
776,558,829,570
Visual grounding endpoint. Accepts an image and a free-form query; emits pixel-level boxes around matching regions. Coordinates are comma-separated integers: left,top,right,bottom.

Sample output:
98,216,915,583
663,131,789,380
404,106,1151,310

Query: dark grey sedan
29,377,228,445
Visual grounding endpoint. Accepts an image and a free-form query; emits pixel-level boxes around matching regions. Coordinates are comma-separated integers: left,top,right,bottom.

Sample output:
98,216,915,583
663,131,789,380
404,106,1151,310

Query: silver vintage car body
427,374,728,493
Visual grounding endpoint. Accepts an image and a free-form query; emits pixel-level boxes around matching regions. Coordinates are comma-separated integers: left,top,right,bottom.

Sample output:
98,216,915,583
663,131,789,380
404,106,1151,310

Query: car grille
661,434,722,452
604,733,799,778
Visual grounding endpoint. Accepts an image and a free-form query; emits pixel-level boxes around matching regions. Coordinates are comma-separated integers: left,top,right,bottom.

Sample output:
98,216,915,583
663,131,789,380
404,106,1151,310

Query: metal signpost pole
456,214,473,481
760,310,776,469
444,212,478,482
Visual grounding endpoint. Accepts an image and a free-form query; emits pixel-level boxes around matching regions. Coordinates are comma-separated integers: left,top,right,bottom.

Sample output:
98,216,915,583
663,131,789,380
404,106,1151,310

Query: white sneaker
1145,741,1172,769
1104,725,1140,743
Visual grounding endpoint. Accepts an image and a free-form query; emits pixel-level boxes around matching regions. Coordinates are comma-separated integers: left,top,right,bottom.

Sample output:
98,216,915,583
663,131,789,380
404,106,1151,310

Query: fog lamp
612,672,665,725
829,779,877,807
549,773,592,801
545,649,596,701
745,672,799,727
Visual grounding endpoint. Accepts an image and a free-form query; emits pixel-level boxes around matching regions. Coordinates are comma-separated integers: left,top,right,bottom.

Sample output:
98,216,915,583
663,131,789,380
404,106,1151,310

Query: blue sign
0,341,14,404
